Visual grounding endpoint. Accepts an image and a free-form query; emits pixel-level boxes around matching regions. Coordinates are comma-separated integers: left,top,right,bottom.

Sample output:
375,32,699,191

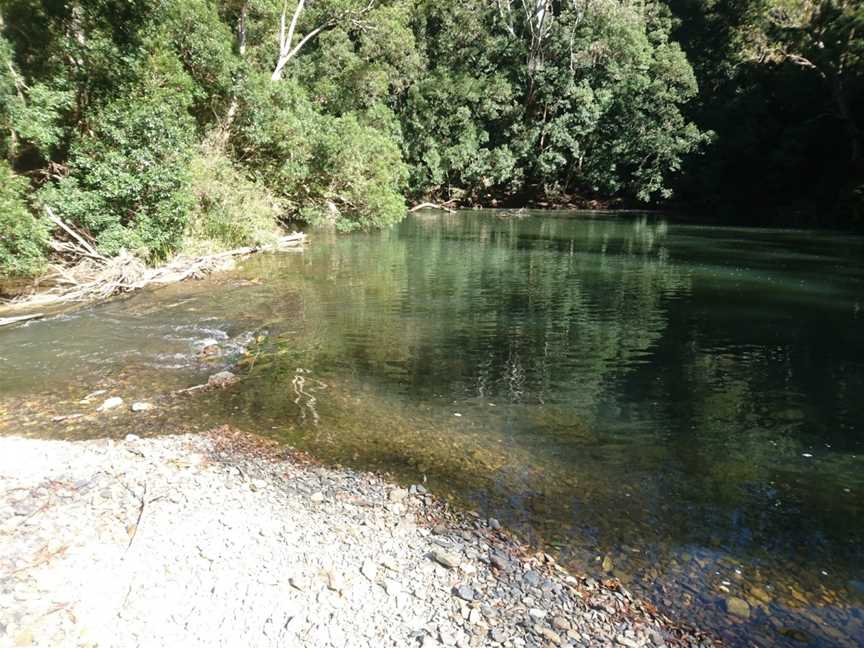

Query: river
1,211,862,647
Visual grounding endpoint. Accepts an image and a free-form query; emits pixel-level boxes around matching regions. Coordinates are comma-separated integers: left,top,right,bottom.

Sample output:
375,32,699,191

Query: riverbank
0,427,717,648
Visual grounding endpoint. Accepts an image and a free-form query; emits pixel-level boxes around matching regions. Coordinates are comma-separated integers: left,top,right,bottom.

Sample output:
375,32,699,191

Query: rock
523,570,541,587
384,580,402,597
749,586,773,605
310,492,325,504
125,433,140,442
198,338,221,355
615,636,640,648
551,616,571,631
388,488,409,502
490,628,508,643
361,559,377,581
601,555,614,573
528,608,546,620
130,401,155,412
97,396,124,412
249,479,267,492
207,371,237,387
725,596,750,618
430,549,460,569
537,627,561,645
468,608,482,625
454,585,474,601
490,554,512,572
488,518,501,530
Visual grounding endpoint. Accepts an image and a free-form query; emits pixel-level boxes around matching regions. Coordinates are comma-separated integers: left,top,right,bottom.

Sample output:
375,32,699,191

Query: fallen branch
409,202,456,213
0,233,308,314
0,313,44,327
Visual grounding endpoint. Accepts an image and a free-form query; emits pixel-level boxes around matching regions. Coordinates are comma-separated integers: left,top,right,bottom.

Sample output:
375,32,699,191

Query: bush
183,144,283,254
0,162,49,277
232,75,408,232
39,60,196,260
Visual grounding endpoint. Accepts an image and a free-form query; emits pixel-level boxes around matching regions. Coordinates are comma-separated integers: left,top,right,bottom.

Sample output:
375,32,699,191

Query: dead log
409,202,456,213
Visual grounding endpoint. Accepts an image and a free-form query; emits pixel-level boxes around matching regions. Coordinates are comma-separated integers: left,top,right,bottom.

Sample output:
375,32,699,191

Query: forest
1,0,862,277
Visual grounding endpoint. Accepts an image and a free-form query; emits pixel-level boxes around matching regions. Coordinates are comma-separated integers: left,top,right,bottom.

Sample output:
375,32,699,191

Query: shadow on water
2,211,863,647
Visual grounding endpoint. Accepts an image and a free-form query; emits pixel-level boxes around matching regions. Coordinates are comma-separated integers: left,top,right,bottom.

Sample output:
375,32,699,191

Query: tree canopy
0,0,861,276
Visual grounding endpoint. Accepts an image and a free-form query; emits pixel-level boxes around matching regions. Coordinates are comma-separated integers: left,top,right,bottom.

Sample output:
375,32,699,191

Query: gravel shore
0,427,717,648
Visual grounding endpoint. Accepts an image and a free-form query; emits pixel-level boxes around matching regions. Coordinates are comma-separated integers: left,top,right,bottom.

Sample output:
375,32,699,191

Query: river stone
388,488,409,502
208,371,237,387
454,585,474,601
601,555,614,573
537,627,562,645
749,586,773,604
490,554,512,572
725,596,751,618
310,492,325,504
130,402,154,412
97,396,124,412
430,549,459,569
523,570,541,587
488,518,502,530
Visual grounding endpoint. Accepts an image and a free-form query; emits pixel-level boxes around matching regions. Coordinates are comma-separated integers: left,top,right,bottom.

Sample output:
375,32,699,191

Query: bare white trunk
272,0,306,80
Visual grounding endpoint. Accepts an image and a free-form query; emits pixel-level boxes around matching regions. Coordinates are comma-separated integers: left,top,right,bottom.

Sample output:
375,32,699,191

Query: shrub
183,144,283,254
0,161,49,277
232,74,408,232
39,60,196,260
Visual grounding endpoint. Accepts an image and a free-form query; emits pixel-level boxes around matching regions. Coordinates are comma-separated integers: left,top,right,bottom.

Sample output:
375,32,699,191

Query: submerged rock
207,371,237,388
725,596,751,618
97,397,124,412
131,402,154,413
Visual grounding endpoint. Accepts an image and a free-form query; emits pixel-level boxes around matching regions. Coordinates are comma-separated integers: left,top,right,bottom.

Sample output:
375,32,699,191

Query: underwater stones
130,402,154,412
207,371,236,387
96,396,124,412
601,555,615,573
725,596,750,618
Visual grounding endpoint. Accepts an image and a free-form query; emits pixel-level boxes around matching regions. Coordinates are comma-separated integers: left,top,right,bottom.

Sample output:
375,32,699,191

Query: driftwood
409,202,456,213
1,212,307,314
0,313,44,328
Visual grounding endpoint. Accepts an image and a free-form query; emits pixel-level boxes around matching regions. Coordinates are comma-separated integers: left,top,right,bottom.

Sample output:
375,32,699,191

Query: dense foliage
0,0,860,276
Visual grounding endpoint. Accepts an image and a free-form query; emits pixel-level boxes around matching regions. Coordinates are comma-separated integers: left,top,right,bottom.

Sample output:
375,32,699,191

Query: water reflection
1,212,863,647
220,213,864,647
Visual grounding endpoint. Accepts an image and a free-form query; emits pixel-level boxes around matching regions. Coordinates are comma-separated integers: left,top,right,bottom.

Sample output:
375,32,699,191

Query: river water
1,211,863,646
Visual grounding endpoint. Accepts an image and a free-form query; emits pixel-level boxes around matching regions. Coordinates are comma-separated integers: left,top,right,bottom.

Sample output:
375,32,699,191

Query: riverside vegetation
1,0,863,280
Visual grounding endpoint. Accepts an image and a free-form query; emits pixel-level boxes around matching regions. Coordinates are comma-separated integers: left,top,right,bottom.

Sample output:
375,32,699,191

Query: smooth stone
490,554,512,572
601,555,614,573
130,402,154,412
528,608,546,620
207,371,236,387
454,585,474,601
310,492,325,504
489,518,502,530
389,488,409,502
537,627,561,645
725,596,751,618
430,549,460,569
523,570,541,587
97,396,124,412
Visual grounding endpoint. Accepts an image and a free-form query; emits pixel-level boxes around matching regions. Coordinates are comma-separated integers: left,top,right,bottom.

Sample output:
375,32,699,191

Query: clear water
2,212,863,646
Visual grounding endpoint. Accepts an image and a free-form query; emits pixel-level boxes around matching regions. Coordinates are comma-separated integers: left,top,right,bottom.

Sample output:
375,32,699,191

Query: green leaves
0,162,49,277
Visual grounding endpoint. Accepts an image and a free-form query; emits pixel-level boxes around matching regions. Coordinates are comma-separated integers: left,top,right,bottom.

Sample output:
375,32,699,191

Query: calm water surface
2,212,863,646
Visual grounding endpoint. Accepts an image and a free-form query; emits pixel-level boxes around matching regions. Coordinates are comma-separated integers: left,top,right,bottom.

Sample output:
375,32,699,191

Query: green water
2,212,863,646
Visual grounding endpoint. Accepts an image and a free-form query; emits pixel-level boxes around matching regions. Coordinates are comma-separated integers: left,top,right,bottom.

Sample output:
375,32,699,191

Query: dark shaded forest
1,1,861,277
